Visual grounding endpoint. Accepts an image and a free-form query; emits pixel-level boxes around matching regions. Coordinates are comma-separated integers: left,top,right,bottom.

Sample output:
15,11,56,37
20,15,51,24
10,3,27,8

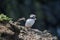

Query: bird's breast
25,19,35,27
26,19,35,23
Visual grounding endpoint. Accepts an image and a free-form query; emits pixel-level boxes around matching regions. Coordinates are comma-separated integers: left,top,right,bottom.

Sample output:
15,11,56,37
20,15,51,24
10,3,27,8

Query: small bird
25,14,36,29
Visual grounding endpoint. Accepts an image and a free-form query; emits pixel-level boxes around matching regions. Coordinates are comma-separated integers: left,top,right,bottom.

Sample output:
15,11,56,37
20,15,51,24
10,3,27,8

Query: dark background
0,0,60,40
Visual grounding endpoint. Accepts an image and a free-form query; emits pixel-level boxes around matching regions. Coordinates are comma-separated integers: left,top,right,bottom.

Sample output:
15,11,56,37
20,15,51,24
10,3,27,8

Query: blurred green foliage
0,14,12,21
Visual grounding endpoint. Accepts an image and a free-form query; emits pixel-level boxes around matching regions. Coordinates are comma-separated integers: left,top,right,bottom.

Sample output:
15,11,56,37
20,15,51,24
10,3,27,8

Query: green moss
0,14,12,21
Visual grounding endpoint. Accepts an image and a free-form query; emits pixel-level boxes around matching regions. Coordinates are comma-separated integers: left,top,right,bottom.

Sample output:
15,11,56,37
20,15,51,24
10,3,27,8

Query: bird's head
30,14,36,20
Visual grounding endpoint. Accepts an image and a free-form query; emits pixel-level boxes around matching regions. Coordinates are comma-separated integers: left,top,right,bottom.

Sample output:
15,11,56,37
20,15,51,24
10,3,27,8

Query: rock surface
0,18,57,40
